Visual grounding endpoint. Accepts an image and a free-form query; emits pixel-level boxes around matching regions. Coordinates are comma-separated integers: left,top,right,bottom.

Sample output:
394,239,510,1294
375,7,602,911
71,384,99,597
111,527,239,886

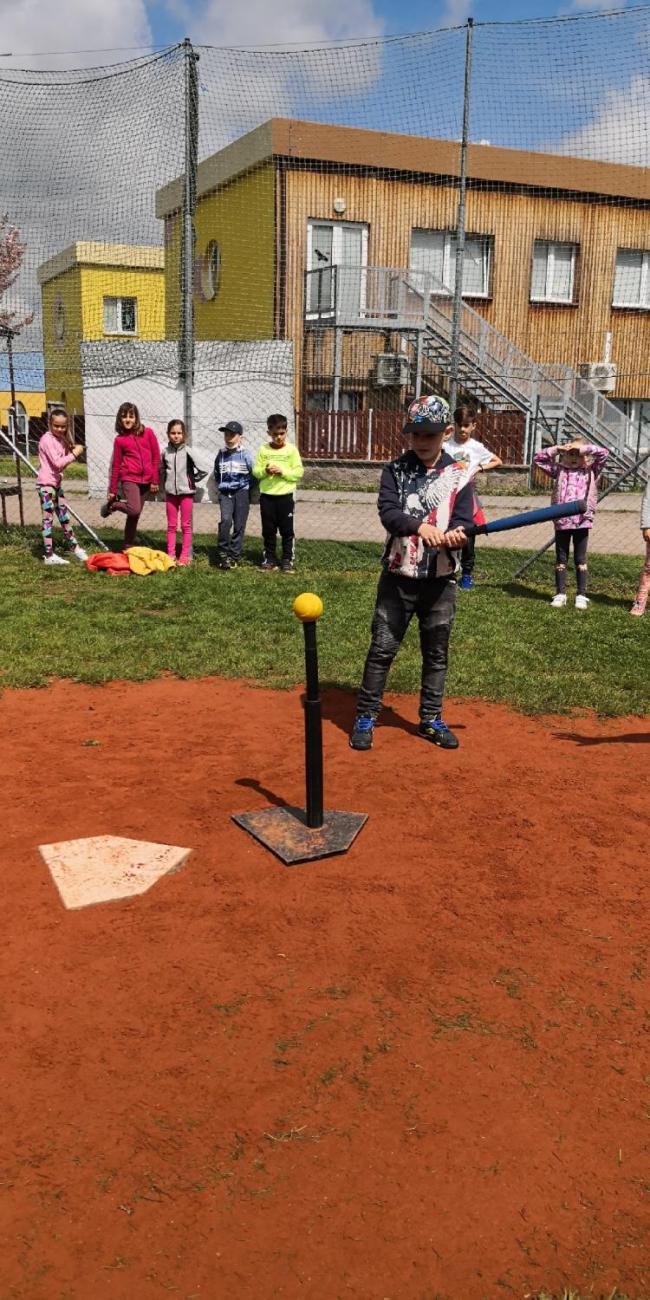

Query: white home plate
39,836,191,910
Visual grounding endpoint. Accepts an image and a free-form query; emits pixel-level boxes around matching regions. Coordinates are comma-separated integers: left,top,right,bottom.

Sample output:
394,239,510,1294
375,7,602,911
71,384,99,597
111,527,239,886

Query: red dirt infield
1,677,648,1300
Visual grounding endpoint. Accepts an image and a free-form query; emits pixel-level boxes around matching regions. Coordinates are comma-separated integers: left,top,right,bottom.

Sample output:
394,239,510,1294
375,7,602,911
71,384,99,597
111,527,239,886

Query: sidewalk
2,479,645,554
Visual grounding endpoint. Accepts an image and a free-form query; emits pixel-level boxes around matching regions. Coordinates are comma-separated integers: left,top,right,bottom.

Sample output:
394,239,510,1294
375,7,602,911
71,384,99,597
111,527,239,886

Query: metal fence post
449,16,474,413
180,37,199,442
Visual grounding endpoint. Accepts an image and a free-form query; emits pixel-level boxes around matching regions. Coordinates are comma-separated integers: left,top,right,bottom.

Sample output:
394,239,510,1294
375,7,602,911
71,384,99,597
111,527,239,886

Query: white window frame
306,220,369,320
103,295,138,336
612,248,650,309
530,241,577,304
409,229,492,300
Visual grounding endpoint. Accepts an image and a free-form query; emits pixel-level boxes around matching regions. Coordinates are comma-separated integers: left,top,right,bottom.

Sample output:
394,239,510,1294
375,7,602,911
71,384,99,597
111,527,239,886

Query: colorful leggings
37,485,77,557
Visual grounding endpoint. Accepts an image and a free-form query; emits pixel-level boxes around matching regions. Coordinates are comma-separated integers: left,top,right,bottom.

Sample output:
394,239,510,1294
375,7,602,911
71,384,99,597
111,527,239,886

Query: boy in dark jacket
350,395,474,752
214,421,255,569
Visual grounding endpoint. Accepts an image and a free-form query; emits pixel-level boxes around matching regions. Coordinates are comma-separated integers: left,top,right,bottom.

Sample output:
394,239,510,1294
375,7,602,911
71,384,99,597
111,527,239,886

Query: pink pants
166,493,193,562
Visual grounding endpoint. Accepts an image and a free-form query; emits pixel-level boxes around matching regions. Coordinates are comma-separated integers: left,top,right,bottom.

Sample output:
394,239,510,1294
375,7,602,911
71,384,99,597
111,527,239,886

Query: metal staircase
304,265,646,479
416,278,646,479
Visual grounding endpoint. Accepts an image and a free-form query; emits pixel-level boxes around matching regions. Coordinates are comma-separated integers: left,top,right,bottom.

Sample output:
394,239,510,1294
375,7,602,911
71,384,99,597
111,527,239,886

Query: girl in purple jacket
100,402,161,546
534,437,609,610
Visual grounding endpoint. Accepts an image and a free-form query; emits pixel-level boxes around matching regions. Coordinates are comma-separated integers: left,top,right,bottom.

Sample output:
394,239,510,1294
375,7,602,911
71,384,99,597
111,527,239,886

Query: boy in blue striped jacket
214,421,254,570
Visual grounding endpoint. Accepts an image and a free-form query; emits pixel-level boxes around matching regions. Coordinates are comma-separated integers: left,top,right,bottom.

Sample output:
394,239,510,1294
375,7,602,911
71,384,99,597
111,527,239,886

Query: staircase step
416,296,645,475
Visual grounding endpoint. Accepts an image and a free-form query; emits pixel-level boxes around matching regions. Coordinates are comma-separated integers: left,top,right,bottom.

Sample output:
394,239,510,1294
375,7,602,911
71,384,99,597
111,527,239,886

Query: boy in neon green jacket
253,414,304,572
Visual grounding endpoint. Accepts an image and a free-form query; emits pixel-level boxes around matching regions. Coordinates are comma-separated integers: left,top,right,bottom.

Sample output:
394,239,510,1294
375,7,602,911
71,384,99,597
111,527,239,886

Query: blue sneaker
459,573,474,591
418,717,459,750
349,715,375,751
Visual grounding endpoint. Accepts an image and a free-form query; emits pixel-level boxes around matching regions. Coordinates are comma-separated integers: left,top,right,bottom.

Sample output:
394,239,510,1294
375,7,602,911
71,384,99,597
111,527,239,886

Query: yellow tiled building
157,147,275,344
38,242,165,414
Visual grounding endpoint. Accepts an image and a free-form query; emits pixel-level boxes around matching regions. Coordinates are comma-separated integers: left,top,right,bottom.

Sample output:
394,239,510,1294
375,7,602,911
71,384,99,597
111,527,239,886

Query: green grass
532,1293,631,1300
0,456,88,480
305,476,549,497
0,525,648,715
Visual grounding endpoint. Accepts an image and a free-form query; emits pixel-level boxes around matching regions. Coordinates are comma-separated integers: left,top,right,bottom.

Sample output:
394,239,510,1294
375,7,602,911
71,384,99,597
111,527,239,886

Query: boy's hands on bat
443,527,467,547
417,522,446,548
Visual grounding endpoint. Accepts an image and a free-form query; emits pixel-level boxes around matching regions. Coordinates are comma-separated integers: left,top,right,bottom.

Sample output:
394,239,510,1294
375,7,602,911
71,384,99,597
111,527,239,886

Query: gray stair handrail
404,268,641,473
303,262,643,475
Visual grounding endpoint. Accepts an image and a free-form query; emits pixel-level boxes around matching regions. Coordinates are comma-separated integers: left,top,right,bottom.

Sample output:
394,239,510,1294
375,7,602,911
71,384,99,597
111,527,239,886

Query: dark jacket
378,449,475,579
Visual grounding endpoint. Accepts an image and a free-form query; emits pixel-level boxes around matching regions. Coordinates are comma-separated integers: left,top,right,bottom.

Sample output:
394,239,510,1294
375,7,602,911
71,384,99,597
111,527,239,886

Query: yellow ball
293,592,324,622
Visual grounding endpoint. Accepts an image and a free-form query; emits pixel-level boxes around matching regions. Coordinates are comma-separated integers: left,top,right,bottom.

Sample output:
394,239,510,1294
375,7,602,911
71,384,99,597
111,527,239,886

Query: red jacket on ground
109,427,161,495
85,552,131,575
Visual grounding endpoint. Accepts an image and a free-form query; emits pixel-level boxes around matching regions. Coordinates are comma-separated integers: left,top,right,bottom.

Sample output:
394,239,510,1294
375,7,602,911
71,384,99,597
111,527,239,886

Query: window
610,397,650,449
103,296,137,335
53,294,65,342
306,220,369,319
613,249,650,308
306,390,361,412
200,241,221,301
410,229,492,298
531,241,577,304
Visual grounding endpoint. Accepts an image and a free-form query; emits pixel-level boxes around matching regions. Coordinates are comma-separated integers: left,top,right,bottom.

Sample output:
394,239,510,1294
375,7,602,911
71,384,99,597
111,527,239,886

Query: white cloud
1,21,182,349
558,73,650,165
0,0,152,69
188,0,383,47
187,0,386,159
439,0,472,26
570,0,628,10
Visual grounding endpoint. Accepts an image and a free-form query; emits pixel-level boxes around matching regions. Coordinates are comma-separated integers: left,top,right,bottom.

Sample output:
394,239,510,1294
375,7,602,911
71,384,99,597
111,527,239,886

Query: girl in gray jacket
161,420,208,565
630,477,650,615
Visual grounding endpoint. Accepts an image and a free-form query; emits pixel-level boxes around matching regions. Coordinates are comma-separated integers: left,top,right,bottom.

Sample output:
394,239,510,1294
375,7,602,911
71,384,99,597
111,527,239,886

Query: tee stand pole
303,620,324,829
232,593,367,864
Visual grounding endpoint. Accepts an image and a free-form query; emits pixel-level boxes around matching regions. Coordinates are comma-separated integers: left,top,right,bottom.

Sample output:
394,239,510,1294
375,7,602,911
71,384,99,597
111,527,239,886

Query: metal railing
303,262,644,475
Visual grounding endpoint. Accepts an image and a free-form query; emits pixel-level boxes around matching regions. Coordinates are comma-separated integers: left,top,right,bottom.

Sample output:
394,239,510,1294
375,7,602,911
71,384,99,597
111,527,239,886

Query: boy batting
350,395,474,752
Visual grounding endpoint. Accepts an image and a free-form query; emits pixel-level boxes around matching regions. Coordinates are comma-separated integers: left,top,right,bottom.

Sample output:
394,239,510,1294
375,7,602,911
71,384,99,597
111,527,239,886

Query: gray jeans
218,488,250,560
357,570,457,721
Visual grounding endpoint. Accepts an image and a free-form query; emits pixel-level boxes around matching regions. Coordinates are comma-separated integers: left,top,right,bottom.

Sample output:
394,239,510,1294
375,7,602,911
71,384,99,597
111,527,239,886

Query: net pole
1,327,24,526
449,16,474,414
180,38,199,441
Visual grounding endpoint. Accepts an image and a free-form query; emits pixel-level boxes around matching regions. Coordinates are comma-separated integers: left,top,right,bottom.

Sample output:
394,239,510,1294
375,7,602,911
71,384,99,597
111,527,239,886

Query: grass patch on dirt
532,1293,631,1300
0,455,88,480
0,525,648,715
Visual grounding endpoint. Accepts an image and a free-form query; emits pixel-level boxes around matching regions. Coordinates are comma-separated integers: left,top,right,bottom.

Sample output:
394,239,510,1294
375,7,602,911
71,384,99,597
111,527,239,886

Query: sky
2,0,649,346
0,0,640,66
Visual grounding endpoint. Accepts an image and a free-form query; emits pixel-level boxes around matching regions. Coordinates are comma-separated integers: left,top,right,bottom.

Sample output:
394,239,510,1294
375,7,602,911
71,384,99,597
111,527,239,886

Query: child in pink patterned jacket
36,408,88,566
534,437,609,610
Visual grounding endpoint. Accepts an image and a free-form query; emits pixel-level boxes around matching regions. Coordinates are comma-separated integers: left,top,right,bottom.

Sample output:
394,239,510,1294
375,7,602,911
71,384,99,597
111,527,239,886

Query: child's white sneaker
43,553,70,566
72,546,88,562
550,593,567,607
575,595,589,610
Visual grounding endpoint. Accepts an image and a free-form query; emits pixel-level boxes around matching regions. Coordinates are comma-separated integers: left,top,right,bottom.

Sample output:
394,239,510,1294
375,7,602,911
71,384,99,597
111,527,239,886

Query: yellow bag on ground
125,547,176,576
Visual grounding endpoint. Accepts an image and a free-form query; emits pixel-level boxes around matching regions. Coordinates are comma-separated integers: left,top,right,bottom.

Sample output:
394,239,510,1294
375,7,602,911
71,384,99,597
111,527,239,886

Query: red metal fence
297,409,525,464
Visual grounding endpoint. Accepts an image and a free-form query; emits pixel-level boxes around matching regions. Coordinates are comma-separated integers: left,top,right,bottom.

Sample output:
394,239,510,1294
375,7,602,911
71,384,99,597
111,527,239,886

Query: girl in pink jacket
36,408,88,566
100,402,161,546
534,438,609,610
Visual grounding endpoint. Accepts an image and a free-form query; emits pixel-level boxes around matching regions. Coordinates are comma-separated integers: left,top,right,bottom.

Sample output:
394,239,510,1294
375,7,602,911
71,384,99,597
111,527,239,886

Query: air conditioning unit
374,353,409,387
579,362,617,394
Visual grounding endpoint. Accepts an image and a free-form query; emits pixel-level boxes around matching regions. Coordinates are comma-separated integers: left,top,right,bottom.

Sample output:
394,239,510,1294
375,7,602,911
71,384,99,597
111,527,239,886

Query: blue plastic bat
464,498,587,537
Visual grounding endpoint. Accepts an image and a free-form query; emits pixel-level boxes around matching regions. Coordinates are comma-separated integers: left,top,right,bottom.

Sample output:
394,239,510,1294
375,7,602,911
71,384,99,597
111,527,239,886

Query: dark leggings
555,527,589,595
109,481,150,546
